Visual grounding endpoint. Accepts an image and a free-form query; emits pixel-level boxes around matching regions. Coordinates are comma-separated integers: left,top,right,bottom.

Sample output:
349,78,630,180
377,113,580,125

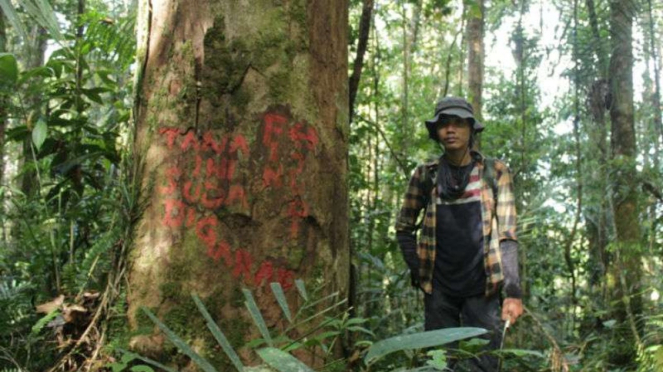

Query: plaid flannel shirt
395,151,518,296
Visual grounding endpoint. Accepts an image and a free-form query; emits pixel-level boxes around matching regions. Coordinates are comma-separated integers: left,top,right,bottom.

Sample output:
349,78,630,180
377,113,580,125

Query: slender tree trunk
128,0,349,367
585,0,610,301
0,8,7,243
587,79,610,300
457,7,466,98
646,0,663,152
20,26,47,198
349,0,374,124
410,0,423,52
466,0,484,134
586,0,608,76
642,6,660,169
512,5,529,298
565,0,581,310
440,10,465,98
401,2,409,147
608,0,642,365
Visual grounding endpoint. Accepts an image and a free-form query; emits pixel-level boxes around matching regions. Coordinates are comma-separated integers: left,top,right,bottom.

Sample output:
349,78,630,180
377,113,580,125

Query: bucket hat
425,97,484,140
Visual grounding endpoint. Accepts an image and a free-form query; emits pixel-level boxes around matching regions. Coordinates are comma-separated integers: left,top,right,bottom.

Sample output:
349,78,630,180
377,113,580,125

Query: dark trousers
424,287,502,372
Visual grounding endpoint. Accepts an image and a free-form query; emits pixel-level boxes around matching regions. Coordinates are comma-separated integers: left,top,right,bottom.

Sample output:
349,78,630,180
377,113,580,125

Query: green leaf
141,307,218,372
492,348,545,358
130,366,155,372
288,297,346,331
603,319,617,328
0,53,18,85
270,282,292,323
426,349,447,369
116,349,179,372
108,361,126,372
347,326,375,336
83,87,112,104
31,310,59,336
345,317,369,326
256,347,314,372
192,294,245,372
32,120,48,150
18,0,66,44
354,340,373,348
244,338,267,349
17,66,52,85
314,330,341,340
459,337,489,353
364,327,488,364
0,0,27,40
242,288,273,347
295,279,308,301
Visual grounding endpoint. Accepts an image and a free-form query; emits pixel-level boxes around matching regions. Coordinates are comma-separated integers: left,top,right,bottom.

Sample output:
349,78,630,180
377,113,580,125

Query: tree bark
608,0,642,365
128,0,349,367
349,0,374,124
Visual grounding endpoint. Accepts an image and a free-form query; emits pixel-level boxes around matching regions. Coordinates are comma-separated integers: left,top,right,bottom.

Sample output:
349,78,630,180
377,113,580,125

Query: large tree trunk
608,0,642,365
128,0,349,367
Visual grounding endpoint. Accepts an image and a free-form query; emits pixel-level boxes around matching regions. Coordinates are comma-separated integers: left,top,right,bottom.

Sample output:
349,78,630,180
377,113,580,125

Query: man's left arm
495,163,524,324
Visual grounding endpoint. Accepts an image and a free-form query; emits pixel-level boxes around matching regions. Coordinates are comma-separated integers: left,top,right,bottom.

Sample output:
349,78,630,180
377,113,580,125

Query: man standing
395,97,523,371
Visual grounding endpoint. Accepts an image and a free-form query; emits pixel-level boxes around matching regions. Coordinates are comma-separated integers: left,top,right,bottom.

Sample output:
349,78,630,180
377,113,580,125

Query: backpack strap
482,157,498,201
416,162,437,229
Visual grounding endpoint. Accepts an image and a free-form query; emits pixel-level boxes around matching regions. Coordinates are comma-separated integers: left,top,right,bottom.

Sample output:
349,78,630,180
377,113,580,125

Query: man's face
436,116,472,151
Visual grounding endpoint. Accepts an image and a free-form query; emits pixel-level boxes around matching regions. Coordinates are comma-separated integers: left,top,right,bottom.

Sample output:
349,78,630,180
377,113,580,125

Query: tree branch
356,114,409,177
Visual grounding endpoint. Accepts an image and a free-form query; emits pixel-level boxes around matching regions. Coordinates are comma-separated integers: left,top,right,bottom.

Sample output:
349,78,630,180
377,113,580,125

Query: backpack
416,158,497,229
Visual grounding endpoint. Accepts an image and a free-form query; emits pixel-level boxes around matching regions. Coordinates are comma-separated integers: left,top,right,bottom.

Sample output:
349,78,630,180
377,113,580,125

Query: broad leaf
0,0,27,40
0,53,18,85
364,327,488,364
256,347,314,372
32,121,48,150
141,307,217,372
295,279,308,301
270,282,292,322
192,294,245,372
243,288,273,347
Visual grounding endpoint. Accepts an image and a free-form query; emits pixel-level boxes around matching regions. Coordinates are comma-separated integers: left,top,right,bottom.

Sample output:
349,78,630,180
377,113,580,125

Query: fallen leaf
83,291,100,299
36,295,65,313
63,304,88,323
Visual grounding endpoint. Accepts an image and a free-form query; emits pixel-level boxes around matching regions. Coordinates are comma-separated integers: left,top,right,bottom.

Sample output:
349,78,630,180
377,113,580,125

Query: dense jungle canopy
0,0,662,371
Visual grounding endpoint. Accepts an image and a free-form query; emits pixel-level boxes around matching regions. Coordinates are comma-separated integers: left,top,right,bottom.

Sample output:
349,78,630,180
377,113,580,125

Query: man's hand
501,298,523,325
